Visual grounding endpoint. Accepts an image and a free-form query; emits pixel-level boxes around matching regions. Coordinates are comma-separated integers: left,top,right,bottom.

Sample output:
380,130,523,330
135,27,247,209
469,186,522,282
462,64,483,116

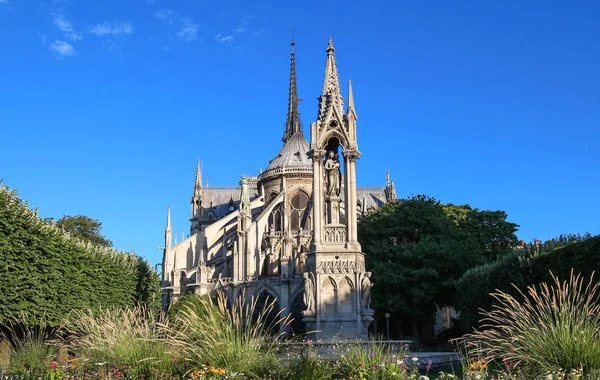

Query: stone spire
282,37,302,144
346,79,357,119
165,206,172,249
385,170,397,202
191,160,203,216
317,37,344,122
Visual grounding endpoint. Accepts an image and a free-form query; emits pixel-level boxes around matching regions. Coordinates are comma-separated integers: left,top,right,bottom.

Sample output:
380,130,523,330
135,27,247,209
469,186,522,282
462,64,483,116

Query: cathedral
161,37,396,339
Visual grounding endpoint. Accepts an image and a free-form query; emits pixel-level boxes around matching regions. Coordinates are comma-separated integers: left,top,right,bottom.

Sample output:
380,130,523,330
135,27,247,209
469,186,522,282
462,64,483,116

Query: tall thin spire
166,206,171,229
194,159,202,193
191,159,203,217
346,79,357,119
165,206,172,249
282,29,302,144
317,37,344,121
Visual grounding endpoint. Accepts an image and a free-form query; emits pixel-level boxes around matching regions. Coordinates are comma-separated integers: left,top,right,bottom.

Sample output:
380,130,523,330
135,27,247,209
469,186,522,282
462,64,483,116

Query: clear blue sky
1,0,599,266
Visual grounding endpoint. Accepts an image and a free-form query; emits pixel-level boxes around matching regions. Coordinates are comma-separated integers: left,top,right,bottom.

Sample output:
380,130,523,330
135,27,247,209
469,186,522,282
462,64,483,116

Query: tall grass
64,305,177,377
460,270,600,378
0,323,56,376
163,291,291,378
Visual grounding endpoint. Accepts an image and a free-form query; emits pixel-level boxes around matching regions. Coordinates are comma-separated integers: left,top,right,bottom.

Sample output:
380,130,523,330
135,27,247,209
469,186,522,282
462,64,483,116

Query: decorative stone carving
361,272,373,311
324,226,346,243
302,272,315,315
317,259,357,274
324,151,341,197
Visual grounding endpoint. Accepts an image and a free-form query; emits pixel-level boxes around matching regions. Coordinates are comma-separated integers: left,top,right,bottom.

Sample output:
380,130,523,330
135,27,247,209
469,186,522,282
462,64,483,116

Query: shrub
459,270,600,378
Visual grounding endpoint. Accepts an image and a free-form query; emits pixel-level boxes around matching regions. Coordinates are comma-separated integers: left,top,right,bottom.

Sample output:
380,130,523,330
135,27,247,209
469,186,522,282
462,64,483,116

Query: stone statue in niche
324,151,341,197
361,271,373,310
302,272,315,315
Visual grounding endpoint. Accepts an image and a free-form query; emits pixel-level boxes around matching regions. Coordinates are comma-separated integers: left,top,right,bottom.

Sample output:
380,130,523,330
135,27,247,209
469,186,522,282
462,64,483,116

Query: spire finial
317,36,344,122
327,37,334,52
347,79,356,118
282,34,302,144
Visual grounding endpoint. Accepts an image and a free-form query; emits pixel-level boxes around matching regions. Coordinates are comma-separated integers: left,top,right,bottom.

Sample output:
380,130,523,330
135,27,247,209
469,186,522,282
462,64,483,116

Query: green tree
358,195,518,342
54,215,113,247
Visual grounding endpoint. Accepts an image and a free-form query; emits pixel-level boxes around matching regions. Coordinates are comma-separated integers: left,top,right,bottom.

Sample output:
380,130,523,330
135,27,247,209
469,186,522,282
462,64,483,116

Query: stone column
311,150,325,247
344,150,360,245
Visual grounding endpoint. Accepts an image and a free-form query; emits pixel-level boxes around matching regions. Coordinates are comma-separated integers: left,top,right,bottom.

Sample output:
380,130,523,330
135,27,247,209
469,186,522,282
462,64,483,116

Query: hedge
529,236,600,285
455,251,528,332
456,235,600,332
0,184,160,327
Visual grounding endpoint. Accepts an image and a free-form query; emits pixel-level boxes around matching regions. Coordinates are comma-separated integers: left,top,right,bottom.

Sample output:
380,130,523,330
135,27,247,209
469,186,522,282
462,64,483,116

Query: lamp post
385,312,391,340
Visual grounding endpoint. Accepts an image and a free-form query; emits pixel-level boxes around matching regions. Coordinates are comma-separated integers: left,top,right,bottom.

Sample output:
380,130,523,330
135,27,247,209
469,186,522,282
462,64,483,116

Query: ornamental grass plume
459,269,600,378
64,304,176,377
0,318,56,376
162,290,291,378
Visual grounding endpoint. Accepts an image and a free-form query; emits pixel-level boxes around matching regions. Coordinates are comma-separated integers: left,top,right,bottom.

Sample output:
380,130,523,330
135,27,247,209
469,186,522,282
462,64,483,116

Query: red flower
205,361,210,367
50,362,58,369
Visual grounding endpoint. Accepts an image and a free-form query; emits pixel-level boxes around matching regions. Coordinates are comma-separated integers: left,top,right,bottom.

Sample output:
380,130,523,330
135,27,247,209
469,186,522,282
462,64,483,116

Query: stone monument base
303,314,373,341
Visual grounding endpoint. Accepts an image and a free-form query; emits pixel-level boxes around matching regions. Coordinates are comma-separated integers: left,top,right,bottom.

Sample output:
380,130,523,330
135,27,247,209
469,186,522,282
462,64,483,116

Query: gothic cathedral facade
161,37,397,340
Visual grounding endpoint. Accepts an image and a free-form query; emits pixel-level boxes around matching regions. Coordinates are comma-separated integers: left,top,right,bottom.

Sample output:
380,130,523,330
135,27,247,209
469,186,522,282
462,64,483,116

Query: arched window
339,277,353,313
269,206,282,232
322,277,337,314
290,192,309,231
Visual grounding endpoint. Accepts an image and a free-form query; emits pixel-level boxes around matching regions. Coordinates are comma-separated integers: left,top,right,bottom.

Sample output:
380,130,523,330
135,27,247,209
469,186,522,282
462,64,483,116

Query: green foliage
54,214,113,247
338,340,424,380
285,350,338,380
168,293,220,327
456,252,527,332
0,184,160,328
358,195,518,339
459,271,600,378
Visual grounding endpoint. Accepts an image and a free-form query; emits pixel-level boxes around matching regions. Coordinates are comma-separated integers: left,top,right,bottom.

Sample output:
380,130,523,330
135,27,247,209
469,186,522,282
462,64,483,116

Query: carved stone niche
324,226,346,243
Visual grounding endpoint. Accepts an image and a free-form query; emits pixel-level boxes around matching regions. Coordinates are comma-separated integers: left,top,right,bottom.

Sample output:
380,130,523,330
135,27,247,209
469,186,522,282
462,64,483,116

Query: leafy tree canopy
358,195,519,338
53,215,113,247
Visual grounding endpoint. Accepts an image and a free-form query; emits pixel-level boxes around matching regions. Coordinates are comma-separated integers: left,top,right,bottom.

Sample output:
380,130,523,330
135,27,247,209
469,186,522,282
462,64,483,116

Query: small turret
384,170,397,202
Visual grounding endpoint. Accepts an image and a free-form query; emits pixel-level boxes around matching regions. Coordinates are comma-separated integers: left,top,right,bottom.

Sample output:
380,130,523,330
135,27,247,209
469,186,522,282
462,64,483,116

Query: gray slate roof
266,133,312,171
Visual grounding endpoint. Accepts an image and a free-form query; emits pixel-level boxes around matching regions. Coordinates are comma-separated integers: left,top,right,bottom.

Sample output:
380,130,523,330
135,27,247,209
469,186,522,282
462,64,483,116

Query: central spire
282,35,302,144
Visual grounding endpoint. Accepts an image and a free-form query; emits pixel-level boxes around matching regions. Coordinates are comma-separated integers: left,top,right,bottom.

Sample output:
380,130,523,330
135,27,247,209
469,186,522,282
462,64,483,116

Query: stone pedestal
325,196,341,225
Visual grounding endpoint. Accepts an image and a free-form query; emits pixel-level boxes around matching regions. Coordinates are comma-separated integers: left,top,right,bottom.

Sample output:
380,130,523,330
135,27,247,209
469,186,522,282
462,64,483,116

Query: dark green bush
530,235,600,285
456,251,527,332
457,235,600,333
